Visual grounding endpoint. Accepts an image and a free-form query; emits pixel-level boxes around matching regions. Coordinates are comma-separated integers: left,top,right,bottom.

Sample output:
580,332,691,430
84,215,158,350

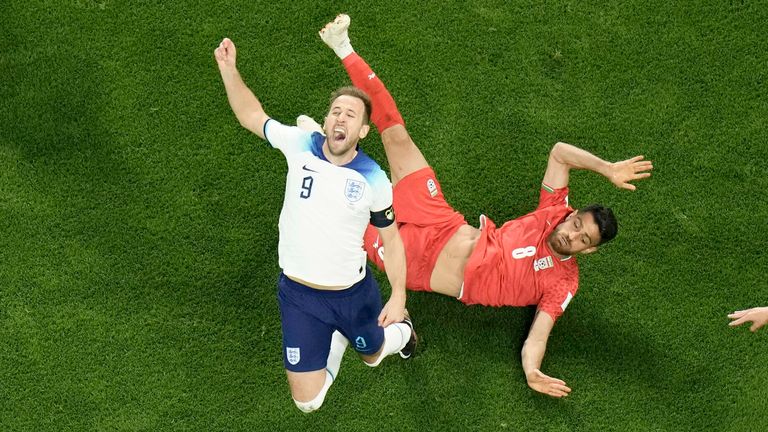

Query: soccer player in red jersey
310,15,653,398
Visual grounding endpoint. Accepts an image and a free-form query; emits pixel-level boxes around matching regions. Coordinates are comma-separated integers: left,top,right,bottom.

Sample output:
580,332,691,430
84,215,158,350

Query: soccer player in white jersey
214,38,417,413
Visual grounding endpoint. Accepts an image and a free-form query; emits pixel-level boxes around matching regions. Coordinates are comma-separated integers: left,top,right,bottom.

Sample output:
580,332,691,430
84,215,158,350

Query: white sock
334,42,354,60
326,330,348,380
365,322,412,367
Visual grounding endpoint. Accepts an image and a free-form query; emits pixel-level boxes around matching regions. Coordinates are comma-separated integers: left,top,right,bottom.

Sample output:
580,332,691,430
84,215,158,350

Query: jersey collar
311,132,369,169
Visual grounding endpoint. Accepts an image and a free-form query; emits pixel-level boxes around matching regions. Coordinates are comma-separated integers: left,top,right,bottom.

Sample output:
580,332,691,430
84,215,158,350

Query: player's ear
358,124,370,139
566,210,578,220
581,246,598,255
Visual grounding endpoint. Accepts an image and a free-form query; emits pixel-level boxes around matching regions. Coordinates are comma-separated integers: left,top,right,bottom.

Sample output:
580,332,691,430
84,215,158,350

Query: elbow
550,142,566,159
237,111,266,134
237,111,257,129
550,142,572,166
237,117,251,130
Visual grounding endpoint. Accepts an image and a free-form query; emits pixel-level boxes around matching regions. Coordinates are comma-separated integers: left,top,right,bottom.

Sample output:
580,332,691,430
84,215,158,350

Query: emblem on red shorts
427,179,438,197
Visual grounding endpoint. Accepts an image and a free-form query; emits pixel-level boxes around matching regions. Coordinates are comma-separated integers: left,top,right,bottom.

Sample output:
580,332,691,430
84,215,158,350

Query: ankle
334,41,354,60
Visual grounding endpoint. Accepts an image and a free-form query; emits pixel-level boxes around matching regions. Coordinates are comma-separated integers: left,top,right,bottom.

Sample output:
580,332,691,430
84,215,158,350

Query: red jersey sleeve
537,268,579,321
538,184,570,210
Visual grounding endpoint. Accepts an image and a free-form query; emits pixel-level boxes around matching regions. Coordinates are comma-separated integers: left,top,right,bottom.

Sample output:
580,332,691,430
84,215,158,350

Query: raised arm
375,223,407,327
521,310,572,398
214,38,270,139
542,142,653,190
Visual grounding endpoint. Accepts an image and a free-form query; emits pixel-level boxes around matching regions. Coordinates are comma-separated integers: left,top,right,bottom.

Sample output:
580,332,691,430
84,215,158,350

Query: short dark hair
579,204,618,245
329,86,372,124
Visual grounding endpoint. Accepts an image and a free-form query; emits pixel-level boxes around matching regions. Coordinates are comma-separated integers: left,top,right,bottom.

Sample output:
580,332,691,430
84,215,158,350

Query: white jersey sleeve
263,119,314,156
366,167,393,213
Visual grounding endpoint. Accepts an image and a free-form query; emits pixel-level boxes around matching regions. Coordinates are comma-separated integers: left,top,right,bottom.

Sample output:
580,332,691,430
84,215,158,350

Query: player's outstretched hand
608,156,653,191
214,38,237,70
378,293,406,327
527,369,572,398
728,307,768,332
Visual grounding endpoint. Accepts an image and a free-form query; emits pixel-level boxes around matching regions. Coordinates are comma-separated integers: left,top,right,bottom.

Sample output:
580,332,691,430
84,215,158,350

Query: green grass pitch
1,1,767,430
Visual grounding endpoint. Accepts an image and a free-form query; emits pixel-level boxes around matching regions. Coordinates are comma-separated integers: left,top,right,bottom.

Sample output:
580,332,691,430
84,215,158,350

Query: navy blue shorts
277,268,385,373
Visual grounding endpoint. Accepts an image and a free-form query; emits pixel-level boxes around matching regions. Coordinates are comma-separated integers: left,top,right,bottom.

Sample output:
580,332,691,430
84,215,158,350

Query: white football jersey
264,119,393,286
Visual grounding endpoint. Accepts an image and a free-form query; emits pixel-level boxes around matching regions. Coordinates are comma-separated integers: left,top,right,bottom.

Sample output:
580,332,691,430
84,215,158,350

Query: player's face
323,95,370,158
548,211,600,256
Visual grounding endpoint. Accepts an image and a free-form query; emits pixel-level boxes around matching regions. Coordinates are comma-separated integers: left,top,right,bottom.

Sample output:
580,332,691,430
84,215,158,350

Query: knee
291,371,333,413
361,352,384,368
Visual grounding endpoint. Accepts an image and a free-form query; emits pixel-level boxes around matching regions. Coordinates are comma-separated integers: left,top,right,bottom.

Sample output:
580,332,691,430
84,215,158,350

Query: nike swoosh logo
302,164,318,173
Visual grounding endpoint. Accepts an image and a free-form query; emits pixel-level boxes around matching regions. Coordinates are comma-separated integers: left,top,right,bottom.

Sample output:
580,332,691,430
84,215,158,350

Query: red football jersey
461,185,579,321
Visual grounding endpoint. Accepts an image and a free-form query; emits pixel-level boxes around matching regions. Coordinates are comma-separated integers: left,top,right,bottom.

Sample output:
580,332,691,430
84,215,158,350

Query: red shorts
364,167,467,291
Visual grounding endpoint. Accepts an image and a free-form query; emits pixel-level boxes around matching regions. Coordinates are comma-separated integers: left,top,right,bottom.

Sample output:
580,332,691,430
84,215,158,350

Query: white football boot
319,14,353,58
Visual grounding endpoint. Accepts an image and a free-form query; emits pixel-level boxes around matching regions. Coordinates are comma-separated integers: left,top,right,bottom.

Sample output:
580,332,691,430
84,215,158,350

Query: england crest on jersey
345,179,365,202
286,347,300,365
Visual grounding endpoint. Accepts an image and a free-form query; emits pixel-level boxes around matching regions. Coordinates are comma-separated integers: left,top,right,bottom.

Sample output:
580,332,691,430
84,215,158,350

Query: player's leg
320,14,428,185
285,330,349,412
279,276,348,412
359,310,418,365
338,269,417,366
285,370,331,412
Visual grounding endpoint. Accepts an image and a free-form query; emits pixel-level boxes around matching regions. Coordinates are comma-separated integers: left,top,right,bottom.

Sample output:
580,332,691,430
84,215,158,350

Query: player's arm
521,310,572,398
375,222,407,327
214,38,270,140
542,142,653,190
728,307,768,332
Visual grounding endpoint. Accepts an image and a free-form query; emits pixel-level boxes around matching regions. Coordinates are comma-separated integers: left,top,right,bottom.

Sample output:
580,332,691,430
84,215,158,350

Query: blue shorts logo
355,336,367,350
345,179,365,202
286,347,300,365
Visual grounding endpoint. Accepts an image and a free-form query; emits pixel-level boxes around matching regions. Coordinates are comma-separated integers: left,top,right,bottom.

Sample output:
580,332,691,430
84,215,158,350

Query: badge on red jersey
534,256,554,272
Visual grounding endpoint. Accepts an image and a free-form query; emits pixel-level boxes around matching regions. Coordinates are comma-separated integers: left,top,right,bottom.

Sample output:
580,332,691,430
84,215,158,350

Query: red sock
342,53,405,132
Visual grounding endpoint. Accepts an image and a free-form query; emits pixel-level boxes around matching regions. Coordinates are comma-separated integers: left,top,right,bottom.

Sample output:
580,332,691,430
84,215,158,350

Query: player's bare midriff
429,224,481,297
286,275,352,291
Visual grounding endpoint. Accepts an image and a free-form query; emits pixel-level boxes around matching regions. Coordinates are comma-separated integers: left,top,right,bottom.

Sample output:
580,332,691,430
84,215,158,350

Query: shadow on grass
382,289,724,431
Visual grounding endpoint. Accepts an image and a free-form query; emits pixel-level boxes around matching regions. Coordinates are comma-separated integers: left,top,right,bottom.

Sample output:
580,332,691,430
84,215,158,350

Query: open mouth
559,236,568,248
333,128,347,143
